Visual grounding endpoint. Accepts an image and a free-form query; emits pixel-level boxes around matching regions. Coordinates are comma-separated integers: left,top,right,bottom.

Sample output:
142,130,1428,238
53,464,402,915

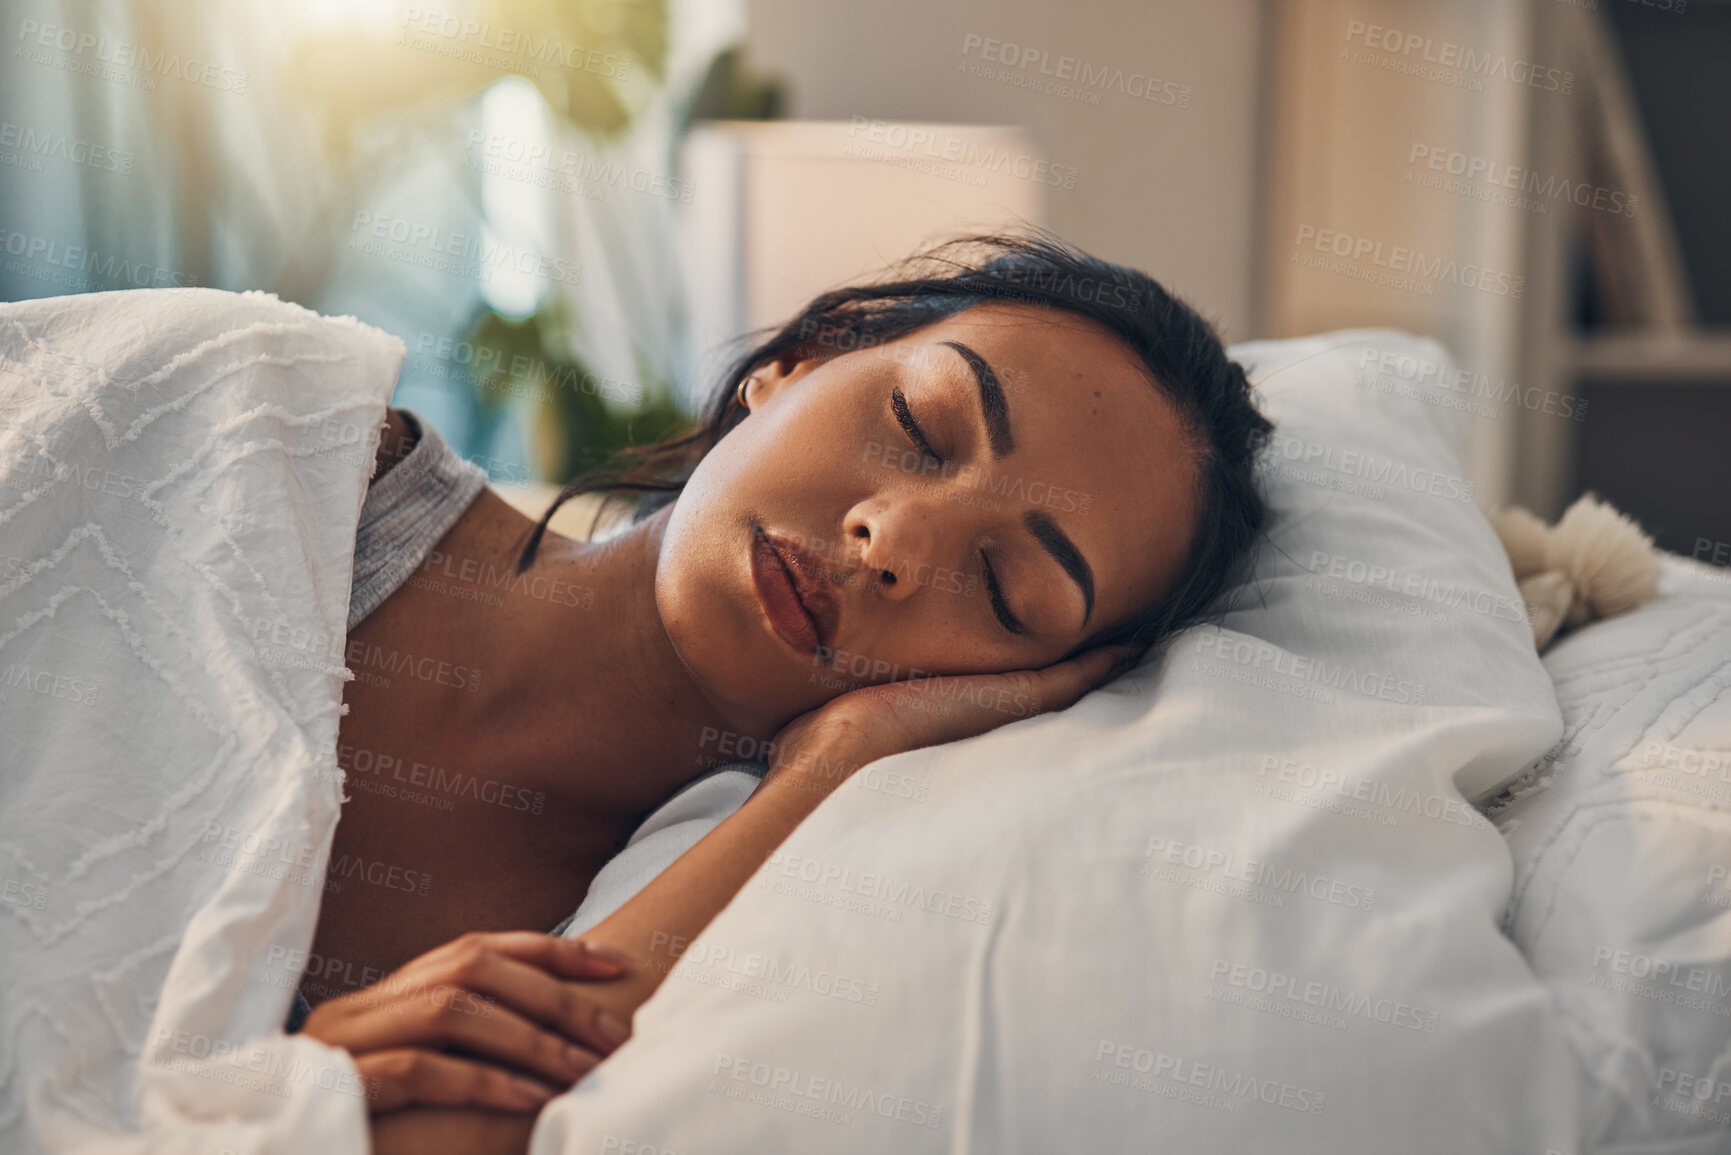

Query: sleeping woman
293,232,1274,1153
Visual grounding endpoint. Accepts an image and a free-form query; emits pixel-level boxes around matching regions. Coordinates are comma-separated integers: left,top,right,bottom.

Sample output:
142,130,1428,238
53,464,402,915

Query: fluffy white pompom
1545,493,1661,625
1490,506,1551,580
1490,494,1660,650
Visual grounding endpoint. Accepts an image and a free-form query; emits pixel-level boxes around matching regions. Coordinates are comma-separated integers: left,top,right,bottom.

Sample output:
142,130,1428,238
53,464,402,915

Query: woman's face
655,301,1201,724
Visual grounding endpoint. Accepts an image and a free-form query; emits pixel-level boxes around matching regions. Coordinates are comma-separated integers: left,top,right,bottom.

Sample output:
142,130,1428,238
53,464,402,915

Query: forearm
570,766,842,1024
371,1106,535,1155
363,754,852,1152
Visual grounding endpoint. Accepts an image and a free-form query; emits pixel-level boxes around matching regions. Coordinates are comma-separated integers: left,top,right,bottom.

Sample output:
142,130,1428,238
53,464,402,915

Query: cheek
678,420,761,509
756,378,881,481
849,613,1044,682
700,403,860,507
654,451,759,658
657,465,730,599
654,506,727,650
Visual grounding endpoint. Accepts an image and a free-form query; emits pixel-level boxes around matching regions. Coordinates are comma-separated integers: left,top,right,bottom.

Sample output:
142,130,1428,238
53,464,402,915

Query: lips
750,525,841,654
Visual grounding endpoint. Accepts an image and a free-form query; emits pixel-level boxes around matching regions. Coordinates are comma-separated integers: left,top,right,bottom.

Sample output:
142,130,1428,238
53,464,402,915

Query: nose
843,494,947,604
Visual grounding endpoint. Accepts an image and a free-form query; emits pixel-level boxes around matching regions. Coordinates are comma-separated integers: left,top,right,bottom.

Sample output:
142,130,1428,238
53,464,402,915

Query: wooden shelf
1566,332,1731,382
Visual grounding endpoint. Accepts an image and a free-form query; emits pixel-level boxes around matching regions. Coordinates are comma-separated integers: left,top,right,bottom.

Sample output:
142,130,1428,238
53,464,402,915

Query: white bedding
1490,555,1731,1152
559,766,766,940
0,288,395,1154
569,554,1731,1154
6,287,1721,1155
530,330,1592,1154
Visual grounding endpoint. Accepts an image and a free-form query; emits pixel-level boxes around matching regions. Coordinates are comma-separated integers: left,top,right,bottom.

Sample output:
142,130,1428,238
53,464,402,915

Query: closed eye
980,550,1028,636
891,386,944,465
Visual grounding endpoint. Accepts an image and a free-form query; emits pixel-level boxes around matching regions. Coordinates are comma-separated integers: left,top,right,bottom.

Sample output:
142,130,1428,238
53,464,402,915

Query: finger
415,932,630,982
431,944,632,1055
357,1048,558,1115
326,980,605,1088
1092,642,1147,682
1021,645,1137,716
1034,649,1113,705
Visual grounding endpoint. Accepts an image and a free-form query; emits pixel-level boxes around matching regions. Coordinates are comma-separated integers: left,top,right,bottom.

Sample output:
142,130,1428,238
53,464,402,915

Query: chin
655,511,798,711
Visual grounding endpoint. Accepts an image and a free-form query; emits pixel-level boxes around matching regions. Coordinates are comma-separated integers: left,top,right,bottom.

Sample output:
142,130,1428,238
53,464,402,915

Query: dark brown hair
515,231,1273,658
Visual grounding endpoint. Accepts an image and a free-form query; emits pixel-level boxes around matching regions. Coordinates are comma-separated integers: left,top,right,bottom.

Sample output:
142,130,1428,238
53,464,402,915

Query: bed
1,288,1726,1154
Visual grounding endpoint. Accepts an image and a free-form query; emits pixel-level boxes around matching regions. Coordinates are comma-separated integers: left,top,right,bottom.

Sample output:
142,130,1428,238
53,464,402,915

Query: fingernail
576,939,628,966
564,1043,595,1074
597,1010,631,1047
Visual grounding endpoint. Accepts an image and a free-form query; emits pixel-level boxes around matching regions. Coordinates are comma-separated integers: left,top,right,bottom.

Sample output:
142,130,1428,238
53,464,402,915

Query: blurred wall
1261,0,1534,509
740,0,1269,342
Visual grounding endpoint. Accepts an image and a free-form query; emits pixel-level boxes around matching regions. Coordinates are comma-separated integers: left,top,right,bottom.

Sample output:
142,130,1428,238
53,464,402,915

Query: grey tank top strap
347,408,489,631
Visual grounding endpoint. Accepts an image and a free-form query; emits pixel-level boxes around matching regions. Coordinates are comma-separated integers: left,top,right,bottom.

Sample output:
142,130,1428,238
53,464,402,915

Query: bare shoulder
371,407,419,484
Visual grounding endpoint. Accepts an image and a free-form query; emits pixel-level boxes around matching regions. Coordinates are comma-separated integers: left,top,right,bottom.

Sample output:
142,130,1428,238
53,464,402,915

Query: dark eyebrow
938,340,1013,459
1023,509,1094,627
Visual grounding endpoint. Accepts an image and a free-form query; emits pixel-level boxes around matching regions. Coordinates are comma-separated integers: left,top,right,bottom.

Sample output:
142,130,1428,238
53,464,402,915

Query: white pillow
557,766,766,940
531,330,1585,1154
1492,554,1731,1153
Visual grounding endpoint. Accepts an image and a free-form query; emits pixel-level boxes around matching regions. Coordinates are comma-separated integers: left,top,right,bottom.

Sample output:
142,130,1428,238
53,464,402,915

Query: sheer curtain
0,0,743,472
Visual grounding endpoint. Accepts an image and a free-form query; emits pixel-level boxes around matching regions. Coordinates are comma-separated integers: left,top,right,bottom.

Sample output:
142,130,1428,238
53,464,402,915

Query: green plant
280,0,782,485
462,305,689,482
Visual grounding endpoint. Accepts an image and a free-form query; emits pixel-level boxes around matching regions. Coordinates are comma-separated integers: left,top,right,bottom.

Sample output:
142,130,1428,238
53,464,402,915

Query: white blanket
0,288,396,1155
1494,555,1731,1153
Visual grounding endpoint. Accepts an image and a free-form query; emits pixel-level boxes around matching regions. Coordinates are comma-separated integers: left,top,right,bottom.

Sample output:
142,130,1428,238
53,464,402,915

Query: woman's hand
768,641,1145,792
300,931,632,1115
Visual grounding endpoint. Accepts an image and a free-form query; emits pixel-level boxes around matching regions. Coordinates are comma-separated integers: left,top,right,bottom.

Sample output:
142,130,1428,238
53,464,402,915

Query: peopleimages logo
0,228,196,289
1261,428,1475,508
16,18,250,93
336,741,547,815
149,1028,370,1100
1357,346,1587,422
1305,550,1528,625
863,440,1092,514
0,661,100,707
0,121,133,173
1192,628,1427,706
465,129,692,203
710,1054,945,1129
844,118,1079,189
347,211,582,287
1092,1039,1326,1115
399,7,632,80
197,822,434,897
1343,20,1573,94
959,35,1192,107
1143,836,1377,911
760,851,994,924
1589,946,1731,1002
342,638,483,693
649,931,881,1006
1257,755,1488,829
1407,143,1636,217
1208,956,1441,1033
1,878,48,910
1293,224,1524,299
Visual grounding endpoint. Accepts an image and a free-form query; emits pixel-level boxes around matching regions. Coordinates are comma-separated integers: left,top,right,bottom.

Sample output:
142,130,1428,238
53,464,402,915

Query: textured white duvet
1493,555,1731,1153
0,289,396,1154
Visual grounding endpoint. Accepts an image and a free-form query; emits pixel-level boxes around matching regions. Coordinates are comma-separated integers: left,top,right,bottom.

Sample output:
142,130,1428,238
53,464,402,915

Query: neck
492,502,782,800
